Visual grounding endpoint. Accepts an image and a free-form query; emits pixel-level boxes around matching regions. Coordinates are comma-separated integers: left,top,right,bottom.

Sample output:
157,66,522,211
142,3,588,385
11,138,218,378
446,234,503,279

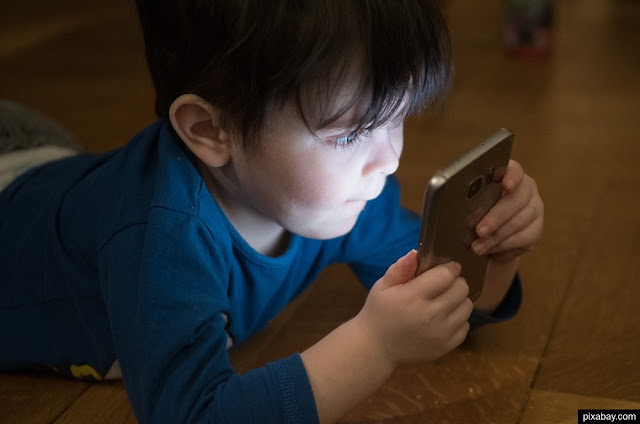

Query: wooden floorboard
521,390,640,424
52,383,135,424
533,184,640,402
0,0,154,154
1,0,639,422
0,373,88,424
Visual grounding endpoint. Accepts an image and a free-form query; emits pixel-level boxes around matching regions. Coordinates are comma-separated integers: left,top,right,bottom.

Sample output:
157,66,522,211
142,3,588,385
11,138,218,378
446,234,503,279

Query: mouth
346,183,385,211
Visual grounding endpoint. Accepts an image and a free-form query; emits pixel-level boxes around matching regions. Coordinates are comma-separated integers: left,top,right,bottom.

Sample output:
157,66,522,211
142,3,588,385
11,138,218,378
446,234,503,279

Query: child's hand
471,160,544,264
354,250,473,367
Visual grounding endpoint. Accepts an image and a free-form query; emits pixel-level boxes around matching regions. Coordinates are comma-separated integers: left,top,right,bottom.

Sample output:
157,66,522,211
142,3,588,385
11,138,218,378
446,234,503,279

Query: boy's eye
336,134,358,144
333,133,362,150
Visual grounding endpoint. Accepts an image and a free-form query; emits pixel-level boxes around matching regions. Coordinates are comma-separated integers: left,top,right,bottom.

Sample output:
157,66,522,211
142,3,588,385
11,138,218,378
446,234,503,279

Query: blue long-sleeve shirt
0,120,520,423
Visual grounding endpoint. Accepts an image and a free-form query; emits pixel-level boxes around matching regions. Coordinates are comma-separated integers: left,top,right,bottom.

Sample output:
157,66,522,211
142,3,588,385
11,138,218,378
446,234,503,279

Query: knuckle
532,198,543,215
457,277,470,298
537,205,545,223
464,299,474,316
450,261,462,275
450,324,469,349
437,262,460,279
461,322,471,340
530,177,538,191
489,226,503,242
431,263,448,276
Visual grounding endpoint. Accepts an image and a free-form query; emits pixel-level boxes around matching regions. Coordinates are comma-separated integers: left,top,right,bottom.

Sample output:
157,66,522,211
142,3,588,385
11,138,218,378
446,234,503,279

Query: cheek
282,165,350,210
255,147,364,238
270,148,357,209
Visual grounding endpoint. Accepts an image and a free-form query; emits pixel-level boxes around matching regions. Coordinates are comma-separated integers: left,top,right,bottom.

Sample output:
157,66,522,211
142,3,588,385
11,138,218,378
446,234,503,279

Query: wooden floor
1,0,639,423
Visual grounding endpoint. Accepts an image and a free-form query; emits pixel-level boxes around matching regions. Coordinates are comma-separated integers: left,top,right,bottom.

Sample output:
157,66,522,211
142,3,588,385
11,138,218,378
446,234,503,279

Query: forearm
474,258,519,313
301,315,396,424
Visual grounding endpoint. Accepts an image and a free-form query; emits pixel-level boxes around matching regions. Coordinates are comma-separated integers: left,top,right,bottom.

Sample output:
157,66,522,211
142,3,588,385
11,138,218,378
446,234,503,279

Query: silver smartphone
416,128,514,300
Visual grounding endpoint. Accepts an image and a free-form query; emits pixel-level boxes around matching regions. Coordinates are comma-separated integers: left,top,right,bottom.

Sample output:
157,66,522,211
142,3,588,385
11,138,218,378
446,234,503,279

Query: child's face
219,102,404,240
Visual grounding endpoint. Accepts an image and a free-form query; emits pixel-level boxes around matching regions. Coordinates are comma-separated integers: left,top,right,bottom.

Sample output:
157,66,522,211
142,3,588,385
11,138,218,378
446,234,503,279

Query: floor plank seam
48,384,92,424
524,182,609,413
516,390,533,424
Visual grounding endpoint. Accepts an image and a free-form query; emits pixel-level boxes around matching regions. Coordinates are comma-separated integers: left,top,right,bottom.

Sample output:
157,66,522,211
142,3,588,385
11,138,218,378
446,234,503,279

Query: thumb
376,250,418,290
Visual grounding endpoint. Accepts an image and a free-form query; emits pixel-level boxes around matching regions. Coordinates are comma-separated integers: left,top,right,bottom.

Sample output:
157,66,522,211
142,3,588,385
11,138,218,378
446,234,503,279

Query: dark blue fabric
0,119,520,423
468,272,522,330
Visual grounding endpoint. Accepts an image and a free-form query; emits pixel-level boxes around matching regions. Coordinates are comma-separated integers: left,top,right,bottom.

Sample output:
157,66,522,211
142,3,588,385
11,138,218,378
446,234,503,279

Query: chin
298,216,360,240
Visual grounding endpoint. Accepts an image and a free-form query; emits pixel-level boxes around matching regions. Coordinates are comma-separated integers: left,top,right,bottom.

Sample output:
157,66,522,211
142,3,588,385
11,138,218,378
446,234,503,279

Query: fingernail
477,225,489,237
398,250,415,263
504,179,513,191
472,241,485,254
451,262,462,273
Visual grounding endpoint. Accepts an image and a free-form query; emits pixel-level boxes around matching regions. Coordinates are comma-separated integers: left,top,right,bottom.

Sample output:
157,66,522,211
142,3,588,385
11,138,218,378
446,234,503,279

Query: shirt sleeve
468,272,522,330
98,209,319,424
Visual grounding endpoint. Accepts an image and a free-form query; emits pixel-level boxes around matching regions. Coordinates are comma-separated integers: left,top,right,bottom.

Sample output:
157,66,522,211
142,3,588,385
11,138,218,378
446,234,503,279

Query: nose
362,126,402,177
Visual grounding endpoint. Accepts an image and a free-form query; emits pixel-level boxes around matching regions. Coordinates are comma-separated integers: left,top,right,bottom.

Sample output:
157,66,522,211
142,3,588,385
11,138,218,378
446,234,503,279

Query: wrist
475,258,519,313
350,312,398,374
301,316,398,424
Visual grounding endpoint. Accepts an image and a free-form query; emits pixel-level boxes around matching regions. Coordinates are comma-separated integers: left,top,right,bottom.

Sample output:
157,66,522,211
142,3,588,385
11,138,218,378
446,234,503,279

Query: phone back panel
417,129,513,300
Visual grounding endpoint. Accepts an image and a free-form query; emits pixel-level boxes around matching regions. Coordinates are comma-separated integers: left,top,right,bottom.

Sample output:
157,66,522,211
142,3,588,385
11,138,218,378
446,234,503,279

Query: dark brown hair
135,0,453,152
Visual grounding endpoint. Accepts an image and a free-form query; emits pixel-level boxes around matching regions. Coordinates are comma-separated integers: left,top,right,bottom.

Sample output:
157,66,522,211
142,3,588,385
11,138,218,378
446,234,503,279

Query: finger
502,160,525,192
432,276,469,313
447,320,470,351
486,217,543,254
377,250,419,290
472,200,538,255
447,297,474,328
412,261,461,299
476,175,533,238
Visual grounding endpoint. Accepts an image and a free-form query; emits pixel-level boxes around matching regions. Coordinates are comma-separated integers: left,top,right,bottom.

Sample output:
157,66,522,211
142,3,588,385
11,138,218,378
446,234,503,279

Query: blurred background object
504,0,554,59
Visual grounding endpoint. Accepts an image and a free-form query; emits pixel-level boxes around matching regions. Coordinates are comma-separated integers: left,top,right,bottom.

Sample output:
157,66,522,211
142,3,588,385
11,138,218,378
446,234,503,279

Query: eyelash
332,132,363,150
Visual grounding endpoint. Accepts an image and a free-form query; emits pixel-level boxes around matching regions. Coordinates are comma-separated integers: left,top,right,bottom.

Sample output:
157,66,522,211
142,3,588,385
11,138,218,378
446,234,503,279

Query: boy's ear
169,94,232,168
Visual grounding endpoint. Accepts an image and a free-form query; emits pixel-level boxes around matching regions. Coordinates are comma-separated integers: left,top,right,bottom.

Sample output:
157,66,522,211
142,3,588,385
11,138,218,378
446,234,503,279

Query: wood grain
533,184,640,402
0,0,154,154
53,382,136,424
0,373,88,424
521,390,640,424
1,0,640,423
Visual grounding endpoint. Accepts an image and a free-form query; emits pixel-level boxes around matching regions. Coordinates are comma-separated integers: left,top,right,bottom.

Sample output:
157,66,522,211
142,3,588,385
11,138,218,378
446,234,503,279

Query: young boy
0,1,543,423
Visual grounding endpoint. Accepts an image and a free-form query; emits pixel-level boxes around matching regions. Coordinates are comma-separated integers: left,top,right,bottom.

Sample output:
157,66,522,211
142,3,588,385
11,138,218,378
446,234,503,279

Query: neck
195,160,290,257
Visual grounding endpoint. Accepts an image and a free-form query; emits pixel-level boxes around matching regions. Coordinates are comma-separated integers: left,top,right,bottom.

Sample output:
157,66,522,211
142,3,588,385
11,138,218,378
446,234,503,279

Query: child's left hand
471,160,544,264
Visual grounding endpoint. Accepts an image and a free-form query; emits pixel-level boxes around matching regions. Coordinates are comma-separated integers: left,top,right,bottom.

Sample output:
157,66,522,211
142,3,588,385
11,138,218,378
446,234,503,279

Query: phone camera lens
466,176,483,199
487,167,496,182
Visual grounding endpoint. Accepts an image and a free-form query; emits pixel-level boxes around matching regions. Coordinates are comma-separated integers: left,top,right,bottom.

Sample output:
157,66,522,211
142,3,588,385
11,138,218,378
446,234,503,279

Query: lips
351,188,384,203
347,178,387,203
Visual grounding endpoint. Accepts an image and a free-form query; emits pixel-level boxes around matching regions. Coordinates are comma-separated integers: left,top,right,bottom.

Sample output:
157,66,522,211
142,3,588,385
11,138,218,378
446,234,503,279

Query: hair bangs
294,0,453,137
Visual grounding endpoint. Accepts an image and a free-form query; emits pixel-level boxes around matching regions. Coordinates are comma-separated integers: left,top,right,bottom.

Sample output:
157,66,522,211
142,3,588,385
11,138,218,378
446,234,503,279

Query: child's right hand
354,250,472,367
